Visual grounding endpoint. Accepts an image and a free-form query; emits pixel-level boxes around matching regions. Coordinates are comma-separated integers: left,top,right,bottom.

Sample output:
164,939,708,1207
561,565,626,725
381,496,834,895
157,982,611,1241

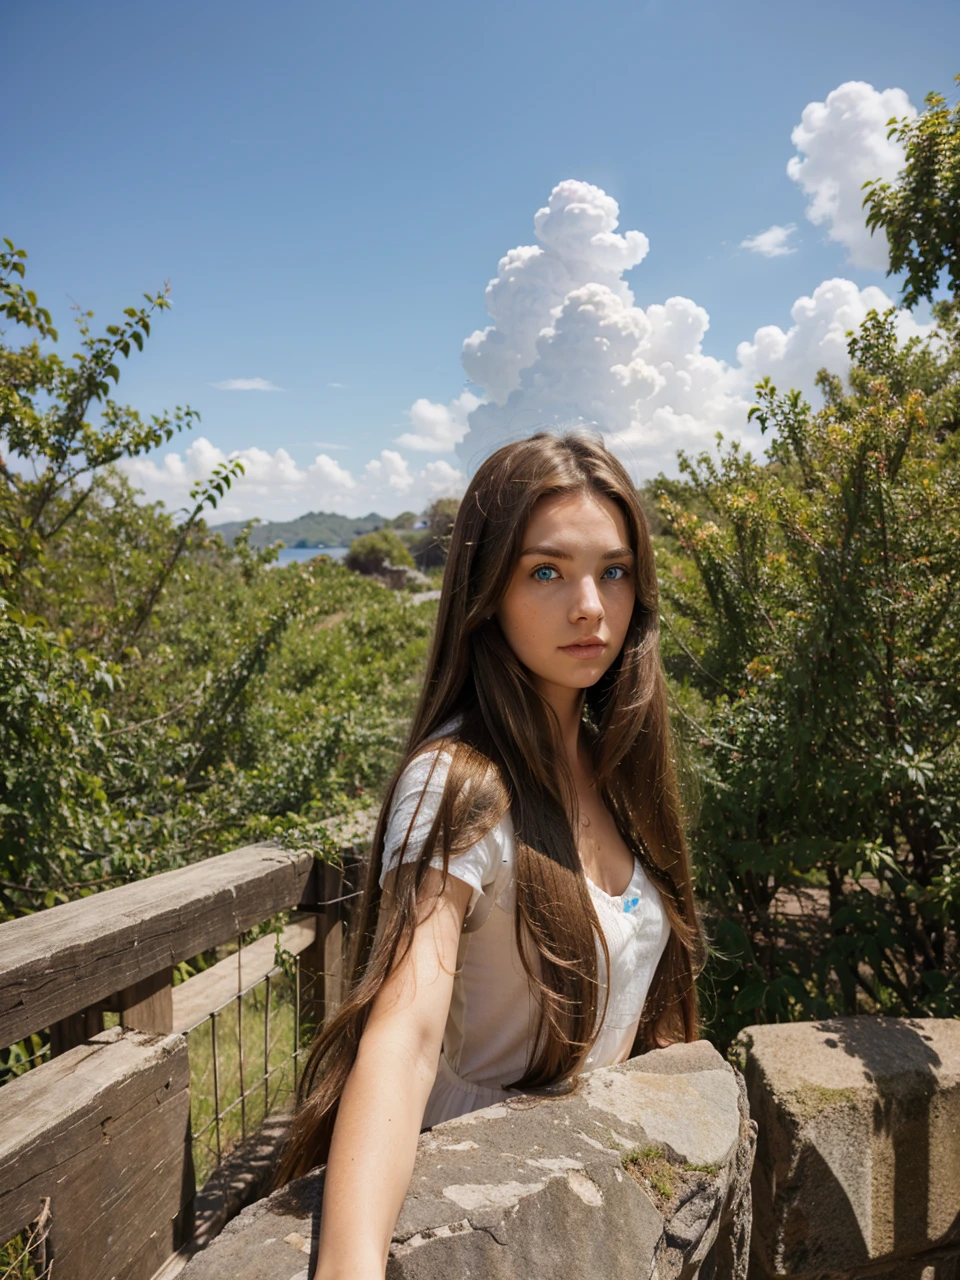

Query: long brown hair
276,431,704,1183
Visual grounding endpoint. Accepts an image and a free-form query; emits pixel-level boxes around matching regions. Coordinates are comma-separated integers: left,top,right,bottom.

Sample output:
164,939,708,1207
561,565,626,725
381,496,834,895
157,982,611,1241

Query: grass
186,966,313,1186
621,1145,721,1208
0,1234,37,1280
621,1145,678,1203
0,1202,51,1280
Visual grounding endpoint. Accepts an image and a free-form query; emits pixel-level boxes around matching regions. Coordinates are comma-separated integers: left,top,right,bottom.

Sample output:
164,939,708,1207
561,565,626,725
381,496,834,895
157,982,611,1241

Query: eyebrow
519,543,633,560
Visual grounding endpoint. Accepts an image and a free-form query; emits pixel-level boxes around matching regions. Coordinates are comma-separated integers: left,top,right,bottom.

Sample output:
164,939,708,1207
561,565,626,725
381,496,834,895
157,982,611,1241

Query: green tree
387,510,417,531
657,311,960,1047
344,528,415,575
863,74,960,309
0,241,437,928
413,495,461,569
0,241,244,909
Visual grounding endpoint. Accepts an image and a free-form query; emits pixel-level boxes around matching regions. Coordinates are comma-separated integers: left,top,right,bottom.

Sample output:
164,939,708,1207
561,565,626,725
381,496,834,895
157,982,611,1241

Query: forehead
522,490,630,548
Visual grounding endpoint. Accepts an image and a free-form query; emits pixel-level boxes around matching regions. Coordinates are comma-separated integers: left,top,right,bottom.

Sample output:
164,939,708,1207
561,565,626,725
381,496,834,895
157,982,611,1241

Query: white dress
379,743,671,1129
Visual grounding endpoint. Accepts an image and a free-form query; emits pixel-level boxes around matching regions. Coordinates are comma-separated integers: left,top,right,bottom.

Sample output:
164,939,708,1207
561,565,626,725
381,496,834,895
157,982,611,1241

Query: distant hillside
211,510,386,548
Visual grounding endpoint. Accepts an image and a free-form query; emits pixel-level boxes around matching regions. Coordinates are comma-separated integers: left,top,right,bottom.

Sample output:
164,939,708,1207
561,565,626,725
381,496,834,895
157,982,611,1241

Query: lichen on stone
787,1081,858,1120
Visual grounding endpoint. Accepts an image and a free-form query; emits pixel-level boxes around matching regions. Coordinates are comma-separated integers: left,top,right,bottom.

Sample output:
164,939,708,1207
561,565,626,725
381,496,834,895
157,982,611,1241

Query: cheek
498,588,555,658
609,591,636,641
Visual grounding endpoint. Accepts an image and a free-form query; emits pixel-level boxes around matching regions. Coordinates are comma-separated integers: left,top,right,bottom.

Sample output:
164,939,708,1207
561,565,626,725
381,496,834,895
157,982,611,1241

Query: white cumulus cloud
138,99,932,525
441,177,926,482
736,276,929,396
462,180,649,405
394,391,483,452
741,224,797,258
120,438,465,522
787,80,915,270
211,378,284,392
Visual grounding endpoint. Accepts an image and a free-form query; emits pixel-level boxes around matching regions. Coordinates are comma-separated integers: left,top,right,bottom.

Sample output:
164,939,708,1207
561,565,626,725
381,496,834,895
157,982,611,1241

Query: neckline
585,858,642,902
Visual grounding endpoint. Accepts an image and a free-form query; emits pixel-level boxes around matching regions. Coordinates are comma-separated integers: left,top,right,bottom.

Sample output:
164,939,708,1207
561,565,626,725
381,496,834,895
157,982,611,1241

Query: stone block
738,1016,960,1280
178,1040,755,1280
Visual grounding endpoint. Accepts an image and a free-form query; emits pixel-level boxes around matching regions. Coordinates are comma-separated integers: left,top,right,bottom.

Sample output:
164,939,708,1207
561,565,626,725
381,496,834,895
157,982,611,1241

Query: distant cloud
212,378,284,392
787,80,915,270
327,382,346,389
120,437,465,521
394,391,482,453
740,224,797,258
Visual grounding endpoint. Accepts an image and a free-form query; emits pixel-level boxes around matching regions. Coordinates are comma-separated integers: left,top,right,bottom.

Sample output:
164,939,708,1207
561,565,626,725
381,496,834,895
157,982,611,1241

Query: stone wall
738,1016,960,1280
179,1040,755,1280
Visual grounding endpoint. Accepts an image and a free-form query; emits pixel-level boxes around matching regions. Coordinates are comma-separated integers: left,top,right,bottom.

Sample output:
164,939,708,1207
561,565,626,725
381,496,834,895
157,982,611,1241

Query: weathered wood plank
171,919,317,1034
298,914,329,1038
0,844,316,1048
323,859,346,1019
0,1026,192,1280
0,811,377,1050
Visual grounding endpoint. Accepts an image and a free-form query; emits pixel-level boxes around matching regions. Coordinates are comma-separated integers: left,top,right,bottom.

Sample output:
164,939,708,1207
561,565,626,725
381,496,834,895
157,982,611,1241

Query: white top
379,741,671,1129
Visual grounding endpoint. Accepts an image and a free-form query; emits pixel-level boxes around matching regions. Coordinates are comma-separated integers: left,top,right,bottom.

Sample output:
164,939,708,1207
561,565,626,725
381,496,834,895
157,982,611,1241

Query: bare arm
313,867,472,1280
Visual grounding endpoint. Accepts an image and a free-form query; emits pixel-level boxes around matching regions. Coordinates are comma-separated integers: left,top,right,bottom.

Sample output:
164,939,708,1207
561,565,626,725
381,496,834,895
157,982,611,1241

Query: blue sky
5,0,959,518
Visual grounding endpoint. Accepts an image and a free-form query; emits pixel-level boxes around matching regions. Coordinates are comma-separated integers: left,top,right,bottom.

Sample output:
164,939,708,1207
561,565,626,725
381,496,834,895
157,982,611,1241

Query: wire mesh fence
0,845,368,1278
185,929,320,1185
0,922,326,1279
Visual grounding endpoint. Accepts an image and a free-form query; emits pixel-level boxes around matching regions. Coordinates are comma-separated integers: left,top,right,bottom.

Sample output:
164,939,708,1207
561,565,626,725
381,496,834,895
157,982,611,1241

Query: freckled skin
496,491,635,705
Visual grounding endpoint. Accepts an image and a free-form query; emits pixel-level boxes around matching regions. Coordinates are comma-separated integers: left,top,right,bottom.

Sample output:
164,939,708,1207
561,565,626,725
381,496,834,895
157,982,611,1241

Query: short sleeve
379,746,500,919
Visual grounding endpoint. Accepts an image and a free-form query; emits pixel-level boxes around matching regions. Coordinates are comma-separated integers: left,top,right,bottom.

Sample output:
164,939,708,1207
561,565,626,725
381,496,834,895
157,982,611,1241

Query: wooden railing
0,812,374,1280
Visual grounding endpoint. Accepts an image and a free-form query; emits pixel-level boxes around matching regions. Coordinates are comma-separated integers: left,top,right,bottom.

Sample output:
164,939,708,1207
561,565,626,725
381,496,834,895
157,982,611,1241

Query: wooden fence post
49,1002,105,1057
120,966,174,1033
297,851,366,1040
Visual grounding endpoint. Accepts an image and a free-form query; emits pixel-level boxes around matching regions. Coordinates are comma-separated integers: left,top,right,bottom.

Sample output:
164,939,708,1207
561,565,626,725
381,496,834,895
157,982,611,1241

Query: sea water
273,545,349,567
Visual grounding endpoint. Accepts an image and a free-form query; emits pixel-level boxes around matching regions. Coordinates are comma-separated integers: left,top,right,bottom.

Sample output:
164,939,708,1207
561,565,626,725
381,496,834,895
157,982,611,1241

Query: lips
559,637,606,659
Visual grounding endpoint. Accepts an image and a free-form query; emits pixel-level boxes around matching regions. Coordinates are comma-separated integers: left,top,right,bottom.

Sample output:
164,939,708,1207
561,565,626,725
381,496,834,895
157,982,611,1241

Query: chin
552,666,608,689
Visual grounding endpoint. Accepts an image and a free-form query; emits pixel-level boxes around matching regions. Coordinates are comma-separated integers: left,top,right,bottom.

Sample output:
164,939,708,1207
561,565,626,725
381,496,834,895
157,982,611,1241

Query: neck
534,679,587,775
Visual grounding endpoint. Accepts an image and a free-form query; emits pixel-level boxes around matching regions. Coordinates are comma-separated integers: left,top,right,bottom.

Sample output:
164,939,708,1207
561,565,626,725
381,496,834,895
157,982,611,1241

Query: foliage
345,528,415,575
0,1199,50,1279
863,75,960,309
0,242,436,929
411,496,461,569
656,309,960,1049
387,510,418,531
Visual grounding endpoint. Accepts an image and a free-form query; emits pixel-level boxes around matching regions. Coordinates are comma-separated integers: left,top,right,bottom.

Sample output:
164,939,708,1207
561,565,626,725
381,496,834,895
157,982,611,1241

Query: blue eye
533,565,559,581
602,565,628,580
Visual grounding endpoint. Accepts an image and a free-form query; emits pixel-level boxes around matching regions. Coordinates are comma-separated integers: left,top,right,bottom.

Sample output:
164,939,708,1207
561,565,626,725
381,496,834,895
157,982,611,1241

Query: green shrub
413,496,460,569
387,510,417,531
0,239,437,928
345,529,414,575
657,309,960,1048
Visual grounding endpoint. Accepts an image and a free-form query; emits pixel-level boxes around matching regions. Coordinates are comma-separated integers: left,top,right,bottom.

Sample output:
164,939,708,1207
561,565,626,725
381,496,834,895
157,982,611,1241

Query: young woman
276,431,704,1279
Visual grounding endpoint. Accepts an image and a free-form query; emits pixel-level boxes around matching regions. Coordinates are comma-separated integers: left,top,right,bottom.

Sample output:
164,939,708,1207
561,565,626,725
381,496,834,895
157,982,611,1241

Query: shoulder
383,735,510,861
393,729,506,811
395,738,457,791
384,745,449,852
380,737,513,912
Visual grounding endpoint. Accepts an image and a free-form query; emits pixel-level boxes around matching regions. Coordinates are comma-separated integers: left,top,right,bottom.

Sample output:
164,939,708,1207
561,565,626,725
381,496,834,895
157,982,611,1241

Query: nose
569,574,604,624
